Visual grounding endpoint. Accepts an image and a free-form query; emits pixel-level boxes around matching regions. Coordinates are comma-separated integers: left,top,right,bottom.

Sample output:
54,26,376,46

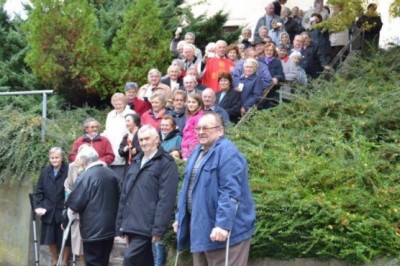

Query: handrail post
41,93,47,142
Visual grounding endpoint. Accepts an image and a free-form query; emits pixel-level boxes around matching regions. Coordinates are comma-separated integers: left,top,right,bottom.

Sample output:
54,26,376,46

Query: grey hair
147,68,162,80
76,145,99,165
83,117,99,129
49,147,63,156
244,57,259,70
138,125,160,139
183,43,196,53
183,74,197,84
185,32,196,40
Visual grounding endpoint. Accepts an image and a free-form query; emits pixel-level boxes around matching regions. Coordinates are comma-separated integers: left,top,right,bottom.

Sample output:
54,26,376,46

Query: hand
210,227,229,242
272,77,278,85
240,107,246,116
172,221,178,233
34,207,46,216
131,148,137,155
124,145,129,152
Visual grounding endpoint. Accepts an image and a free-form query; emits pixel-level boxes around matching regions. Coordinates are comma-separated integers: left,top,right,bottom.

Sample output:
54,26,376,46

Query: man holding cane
174,112,256,265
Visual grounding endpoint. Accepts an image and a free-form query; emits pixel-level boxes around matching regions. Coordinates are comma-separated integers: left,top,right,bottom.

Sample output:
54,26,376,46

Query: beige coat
64,163,84,255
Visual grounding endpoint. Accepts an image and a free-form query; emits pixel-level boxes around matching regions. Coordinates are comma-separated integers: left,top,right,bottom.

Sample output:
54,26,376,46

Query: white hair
76,145,99,165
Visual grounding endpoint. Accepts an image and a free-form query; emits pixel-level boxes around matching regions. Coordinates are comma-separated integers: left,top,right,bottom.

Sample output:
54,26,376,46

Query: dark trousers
83,238,114,266
123,234,154,266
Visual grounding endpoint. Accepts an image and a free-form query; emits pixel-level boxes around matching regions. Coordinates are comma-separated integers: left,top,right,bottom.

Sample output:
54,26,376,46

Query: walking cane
28,193,40,266
225,231,231,266
174,251,180,266
57,209,76,266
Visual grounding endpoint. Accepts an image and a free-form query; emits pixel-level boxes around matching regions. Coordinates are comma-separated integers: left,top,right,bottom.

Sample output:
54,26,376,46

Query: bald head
202,88,216,109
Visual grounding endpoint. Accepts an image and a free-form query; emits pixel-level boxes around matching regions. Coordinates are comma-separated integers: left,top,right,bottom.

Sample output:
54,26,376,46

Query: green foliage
183,10,241,51
0,8,40,90
229,47,400,263
0,95,108,183
24,0,111,106
109,0,172,87
391,0,400,17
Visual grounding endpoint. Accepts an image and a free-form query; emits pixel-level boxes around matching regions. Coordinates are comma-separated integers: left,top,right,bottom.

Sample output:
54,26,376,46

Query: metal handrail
0,90,54,141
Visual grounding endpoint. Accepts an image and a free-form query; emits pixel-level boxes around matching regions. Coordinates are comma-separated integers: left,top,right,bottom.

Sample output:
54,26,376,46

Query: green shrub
0,95,108,183
230,47,400,263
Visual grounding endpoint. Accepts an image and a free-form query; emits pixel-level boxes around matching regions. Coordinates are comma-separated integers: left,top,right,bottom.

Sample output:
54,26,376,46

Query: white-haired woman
103,92,135,180
138,69,171,104
35,147,70,266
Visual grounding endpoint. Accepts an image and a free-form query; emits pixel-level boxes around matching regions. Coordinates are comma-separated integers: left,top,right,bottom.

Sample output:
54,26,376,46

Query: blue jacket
176,137,255,252
233,73,265,111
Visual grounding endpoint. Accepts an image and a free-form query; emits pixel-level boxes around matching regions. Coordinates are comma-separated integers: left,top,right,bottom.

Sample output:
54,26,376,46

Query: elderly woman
260,43,285,108
226,44,241,64
118,113,142,170
125,82,149,116
138,69,171,105
181,93,204,160
356,3,383,46
161,64,183,93
216,72,241,123
69,118,114,166
103,93,135,179
160,115,182,152
233,58,265,115
35,147,70,266
141,93,167,131
279,32,292,50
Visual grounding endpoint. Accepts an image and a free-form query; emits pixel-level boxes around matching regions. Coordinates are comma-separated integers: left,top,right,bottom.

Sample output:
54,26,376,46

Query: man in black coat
65,145,119,266
116,125,179,266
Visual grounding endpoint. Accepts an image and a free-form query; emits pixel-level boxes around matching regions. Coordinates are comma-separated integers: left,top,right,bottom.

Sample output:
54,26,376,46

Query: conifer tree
110,0,171,86
24,0,110,106
0,6,38,90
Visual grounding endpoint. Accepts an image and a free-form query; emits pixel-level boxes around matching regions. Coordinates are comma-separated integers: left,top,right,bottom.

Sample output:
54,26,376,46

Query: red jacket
68,134,115,165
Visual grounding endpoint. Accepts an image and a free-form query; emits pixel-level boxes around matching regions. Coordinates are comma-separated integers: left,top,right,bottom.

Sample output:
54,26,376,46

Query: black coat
118,132,142,166
66,164,119,242
116,147,179,238
35,162,69,224
216,89,241,123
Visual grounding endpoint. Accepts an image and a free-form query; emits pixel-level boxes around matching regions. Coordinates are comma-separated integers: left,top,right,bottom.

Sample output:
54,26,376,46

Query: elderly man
291,34,304,54
254,2,283,39
170,30,203,61
240,28,252,49
181,75,204,96
65,145,119,266
201,40,235,92
116,125,179,266
201,88,230,124
302,0,329,31
180,43,202,77
174,112,256,266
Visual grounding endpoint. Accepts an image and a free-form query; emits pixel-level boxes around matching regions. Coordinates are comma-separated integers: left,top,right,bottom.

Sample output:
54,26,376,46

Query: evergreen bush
229,47,400,263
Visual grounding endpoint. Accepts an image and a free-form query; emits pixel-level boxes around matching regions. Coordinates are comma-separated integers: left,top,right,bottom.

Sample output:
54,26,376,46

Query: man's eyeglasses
195,125,221,133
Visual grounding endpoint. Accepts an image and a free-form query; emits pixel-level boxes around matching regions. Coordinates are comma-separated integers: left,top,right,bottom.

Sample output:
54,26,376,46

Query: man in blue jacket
174,112,256,265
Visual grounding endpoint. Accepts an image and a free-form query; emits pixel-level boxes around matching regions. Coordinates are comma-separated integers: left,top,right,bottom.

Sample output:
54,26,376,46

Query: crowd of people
31,1,383,265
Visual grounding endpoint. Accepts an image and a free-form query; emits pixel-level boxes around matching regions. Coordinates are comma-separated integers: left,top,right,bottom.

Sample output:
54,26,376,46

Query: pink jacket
181,110,204,159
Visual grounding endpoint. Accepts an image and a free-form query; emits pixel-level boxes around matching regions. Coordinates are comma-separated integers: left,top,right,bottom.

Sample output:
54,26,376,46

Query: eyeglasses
195,125,221,133
87,125,99,129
